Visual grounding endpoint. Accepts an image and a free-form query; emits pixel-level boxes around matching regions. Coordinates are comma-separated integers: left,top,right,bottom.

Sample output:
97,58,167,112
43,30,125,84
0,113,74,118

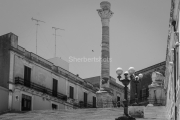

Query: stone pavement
0,107,168,120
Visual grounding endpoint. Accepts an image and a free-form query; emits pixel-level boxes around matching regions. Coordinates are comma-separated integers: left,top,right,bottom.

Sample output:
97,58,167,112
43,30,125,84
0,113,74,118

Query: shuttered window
84,92,87,107
52,79,58,97
69,86,74,99
24,66,31,87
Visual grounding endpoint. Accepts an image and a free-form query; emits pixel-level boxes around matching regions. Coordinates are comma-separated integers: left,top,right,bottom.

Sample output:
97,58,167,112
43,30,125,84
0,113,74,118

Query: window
84,92,87,107
24,66,31,87
52,103,58,110
52,79,58,97
69,86,74,99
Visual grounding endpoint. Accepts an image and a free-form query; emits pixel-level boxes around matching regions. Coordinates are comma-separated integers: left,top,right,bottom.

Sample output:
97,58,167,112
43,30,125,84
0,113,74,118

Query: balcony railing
15,77,67,101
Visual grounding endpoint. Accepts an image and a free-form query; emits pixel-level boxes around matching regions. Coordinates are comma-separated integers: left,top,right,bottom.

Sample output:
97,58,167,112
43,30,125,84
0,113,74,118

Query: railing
148,99,166,106
130,96,148,104
15,77,67,101
78,101,94,108
130,97,166,106
67,100,97,108
97,101,124,108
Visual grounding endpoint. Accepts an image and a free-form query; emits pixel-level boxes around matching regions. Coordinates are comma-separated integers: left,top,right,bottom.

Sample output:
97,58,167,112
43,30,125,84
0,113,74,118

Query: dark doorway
117,96,120,107
84,92,87,107
21,94,32,111
24,66,31,87
52,104,58,110
52,79,58,97
93,96,96,108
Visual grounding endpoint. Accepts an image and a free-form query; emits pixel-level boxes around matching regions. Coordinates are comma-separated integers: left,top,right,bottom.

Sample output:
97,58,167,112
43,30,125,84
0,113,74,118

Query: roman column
97,1,113,90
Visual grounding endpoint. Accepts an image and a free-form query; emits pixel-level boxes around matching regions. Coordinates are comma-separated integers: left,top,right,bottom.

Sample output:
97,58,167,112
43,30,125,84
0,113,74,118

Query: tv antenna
31,17,45,54
52,27,65,57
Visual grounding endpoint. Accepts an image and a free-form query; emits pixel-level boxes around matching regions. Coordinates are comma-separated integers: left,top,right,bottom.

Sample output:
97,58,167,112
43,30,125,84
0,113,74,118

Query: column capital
97,9,113,19
97,1,114,26
97,1,113,19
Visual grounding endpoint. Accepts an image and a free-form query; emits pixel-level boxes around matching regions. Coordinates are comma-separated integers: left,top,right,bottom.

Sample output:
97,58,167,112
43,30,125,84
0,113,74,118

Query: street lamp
132,73,143,106
115,67,136,120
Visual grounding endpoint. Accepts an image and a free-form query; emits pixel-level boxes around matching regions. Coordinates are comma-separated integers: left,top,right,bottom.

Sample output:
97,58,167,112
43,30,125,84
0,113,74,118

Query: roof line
135,61,166,74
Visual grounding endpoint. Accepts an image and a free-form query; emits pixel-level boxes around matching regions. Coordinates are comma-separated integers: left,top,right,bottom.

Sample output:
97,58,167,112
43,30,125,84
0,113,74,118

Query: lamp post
115,67,136,120
132,73,143,106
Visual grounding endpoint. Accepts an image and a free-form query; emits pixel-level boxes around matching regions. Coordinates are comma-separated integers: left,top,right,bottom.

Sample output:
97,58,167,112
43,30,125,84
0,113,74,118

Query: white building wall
13,54,67,95
12,52,97,111
12,89,66,111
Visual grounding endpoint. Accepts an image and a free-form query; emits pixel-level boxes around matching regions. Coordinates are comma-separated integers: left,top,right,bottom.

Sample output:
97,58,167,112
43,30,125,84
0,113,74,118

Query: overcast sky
0,0,171,84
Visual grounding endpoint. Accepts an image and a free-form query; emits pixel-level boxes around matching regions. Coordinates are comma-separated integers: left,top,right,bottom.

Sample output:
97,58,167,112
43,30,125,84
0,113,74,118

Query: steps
0,108,124,120
0,107,169,120
144,106,168,120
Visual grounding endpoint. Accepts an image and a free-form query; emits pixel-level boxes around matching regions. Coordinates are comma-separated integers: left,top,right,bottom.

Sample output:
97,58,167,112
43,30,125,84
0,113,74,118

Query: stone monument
96,1,114,108
147,72,166,106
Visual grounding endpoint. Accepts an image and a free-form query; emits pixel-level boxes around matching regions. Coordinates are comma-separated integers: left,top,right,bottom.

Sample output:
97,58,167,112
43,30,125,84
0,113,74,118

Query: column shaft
101,25,110,88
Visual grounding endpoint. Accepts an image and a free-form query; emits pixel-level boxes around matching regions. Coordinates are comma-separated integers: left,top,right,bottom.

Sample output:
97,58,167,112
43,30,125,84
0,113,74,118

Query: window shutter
69,86,74,99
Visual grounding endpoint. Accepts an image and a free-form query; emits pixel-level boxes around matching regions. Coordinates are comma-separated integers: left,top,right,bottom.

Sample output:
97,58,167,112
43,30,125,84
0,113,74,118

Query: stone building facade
164,0,180,120
0,33,98,113
148,71,166,106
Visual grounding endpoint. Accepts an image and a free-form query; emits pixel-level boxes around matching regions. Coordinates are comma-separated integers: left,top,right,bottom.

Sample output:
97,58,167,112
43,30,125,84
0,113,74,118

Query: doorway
117,96,120,107
21,94,32,111
93,96,96,108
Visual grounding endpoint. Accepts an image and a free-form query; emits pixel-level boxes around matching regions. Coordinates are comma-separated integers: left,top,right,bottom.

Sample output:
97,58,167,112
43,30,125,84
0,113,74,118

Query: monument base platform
128,106,144,118
148,85,166,106
96,90,114,108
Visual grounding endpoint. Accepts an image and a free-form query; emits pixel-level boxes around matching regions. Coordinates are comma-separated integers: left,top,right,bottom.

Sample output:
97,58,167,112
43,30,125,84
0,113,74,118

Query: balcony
15,77,67,101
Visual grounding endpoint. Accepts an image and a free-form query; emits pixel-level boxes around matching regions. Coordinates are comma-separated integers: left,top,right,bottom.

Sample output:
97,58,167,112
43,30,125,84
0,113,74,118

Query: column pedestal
147,85,166,106
96,90,113,108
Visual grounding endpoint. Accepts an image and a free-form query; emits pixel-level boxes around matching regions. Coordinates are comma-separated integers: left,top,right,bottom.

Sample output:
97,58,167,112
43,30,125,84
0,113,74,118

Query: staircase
0,108,124,120
144,106,168,120
0,107,169,120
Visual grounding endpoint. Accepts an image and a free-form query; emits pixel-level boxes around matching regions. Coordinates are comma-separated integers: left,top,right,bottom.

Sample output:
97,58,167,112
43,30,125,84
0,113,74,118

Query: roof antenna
52,27,65,57
31,17,45,55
